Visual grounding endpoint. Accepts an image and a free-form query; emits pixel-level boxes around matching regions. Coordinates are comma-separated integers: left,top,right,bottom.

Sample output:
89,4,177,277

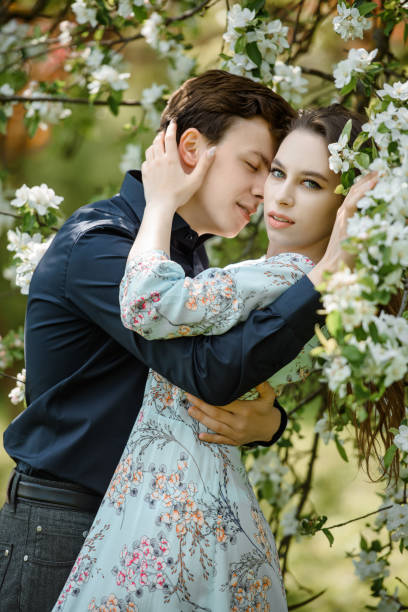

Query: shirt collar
119,170,213,249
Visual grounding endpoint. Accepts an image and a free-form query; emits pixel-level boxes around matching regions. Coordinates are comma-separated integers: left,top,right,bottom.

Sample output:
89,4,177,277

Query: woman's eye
303,179,321,190
270,167,284,179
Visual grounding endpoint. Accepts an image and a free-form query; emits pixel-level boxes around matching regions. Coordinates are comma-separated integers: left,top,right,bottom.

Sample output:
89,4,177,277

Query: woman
54,106,376,612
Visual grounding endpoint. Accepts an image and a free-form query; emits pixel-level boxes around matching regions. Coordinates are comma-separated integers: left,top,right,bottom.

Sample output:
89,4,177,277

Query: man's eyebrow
272,157,329,183
249,150,271,167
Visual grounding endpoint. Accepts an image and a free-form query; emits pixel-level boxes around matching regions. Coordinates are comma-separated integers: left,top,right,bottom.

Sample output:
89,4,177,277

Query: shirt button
23,555,28,562
36,525,42,533
82,530,88,538
4,549,9,557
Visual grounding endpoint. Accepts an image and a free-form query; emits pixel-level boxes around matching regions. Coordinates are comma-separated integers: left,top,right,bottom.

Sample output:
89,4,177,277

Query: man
0,70,355,610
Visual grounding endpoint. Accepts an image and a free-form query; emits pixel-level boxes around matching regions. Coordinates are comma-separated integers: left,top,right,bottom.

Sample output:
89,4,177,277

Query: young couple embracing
1,70,376,611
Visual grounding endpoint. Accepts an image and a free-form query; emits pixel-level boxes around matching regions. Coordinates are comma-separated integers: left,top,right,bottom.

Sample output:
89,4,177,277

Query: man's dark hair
160,69,296,145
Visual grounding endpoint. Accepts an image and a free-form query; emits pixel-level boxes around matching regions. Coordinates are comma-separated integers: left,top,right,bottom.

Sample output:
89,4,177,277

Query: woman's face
263,128,343,262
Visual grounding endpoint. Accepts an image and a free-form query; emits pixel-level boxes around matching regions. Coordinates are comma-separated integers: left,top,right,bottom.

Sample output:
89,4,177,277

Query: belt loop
6,469,21,513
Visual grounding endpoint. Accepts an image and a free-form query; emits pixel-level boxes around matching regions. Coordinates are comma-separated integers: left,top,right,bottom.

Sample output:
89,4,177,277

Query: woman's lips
267,212,294,229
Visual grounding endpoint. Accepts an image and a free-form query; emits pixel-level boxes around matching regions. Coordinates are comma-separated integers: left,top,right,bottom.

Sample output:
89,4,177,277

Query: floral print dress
54,250,315,612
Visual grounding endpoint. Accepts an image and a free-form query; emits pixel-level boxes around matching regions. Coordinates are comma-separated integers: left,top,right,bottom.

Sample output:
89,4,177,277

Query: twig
288,589,326,610
299,66,335,82
323,504,393,531
0,209,60,232
0,371,21,383
0,94,141,107
288,388,324,417
398,277,408,317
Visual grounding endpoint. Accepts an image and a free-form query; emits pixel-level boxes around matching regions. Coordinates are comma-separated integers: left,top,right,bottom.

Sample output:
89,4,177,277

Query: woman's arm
120,250,314,338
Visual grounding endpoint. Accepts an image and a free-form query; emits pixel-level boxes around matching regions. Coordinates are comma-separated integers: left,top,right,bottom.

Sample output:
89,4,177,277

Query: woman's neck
266,237,330,264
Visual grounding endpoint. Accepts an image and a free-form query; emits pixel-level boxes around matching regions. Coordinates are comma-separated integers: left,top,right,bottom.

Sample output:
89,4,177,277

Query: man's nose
251,170,268,200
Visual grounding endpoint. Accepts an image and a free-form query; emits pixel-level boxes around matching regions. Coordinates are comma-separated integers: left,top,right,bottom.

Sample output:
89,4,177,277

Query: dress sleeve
120,249,314,339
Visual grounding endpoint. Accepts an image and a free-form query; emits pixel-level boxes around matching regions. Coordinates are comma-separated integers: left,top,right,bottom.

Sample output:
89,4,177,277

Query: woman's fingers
164,120,178,158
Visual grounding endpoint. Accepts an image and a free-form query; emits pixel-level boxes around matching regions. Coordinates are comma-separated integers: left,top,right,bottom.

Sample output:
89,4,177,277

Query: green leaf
234,35,247,54
360,535,368,551
342,345,363,365
352,130,369,151
383,444,397,469
107,94,120,116
326,311,342,338
245,0,265,12
341,77,357,96
245,41,262,67
355,152,370,169
357,2,377,16
334,435,349,462
322,528,334,547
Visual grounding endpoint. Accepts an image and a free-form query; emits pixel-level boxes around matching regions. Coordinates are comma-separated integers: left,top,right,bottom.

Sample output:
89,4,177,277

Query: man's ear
178,128,203,168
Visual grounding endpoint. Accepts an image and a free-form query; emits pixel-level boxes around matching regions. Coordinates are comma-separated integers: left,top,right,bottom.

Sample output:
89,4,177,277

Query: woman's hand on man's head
308,171,378,286
141,120,216,214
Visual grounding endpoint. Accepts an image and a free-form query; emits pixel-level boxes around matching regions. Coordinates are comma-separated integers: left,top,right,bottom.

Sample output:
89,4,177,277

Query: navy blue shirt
4,171,323,495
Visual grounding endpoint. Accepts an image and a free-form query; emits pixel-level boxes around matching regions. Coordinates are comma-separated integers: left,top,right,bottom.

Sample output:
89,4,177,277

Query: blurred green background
1,2,407,609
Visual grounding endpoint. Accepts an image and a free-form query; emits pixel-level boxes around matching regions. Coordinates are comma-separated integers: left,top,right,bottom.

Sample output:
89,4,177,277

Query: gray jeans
0,474,95,612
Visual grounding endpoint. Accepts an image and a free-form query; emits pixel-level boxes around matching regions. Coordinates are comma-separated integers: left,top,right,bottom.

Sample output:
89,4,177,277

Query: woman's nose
276,182,295,206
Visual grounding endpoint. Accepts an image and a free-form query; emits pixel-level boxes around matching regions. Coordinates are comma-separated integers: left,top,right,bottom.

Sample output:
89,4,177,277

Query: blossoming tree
0,1,407,609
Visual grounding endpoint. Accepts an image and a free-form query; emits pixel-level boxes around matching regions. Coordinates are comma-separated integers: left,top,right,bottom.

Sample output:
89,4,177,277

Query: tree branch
323,504,393,531
0,94,141,107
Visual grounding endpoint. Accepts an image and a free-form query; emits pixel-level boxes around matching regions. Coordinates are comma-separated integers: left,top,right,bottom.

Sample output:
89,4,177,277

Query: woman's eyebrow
272,158,328,183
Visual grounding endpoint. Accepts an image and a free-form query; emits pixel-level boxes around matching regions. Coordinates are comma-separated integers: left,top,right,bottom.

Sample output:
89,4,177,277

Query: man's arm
66,228,322,406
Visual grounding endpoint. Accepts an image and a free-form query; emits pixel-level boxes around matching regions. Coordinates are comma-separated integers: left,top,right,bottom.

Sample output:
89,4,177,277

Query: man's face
180,117,275,237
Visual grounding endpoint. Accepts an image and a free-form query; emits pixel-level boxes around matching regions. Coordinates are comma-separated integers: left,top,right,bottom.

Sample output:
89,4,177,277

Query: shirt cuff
244,399,288,448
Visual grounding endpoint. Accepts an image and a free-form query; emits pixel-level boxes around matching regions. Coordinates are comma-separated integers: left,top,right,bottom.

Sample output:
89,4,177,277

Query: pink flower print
156,572,166,589
151,291,160,302
159,538,169,555
140,570,149,586
116,570,126,586
137,297,146,309
140,536,150,548
155,557,164,571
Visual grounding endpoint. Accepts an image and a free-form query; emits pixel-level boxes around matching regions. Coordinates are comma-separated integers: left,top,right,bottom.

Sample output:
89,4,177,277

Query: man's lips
236,203,258,223
267,211,295,229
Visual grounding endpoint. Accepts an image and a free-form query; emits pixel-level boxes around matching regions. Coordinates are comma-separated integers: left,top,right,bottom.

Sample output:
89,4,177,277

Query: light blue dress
53,250,316,612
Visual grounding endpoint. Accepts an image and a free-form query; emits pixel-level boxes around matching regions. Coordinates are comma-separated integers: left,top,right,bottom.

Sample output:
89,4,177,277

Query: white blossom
314,414,335,445
141,83,166,129
0,19,29,54
117,0,134,19
377,590,400,612
0,83,16,118
352,550,389,580
24,82,72,130
88,65,130,95
324,356,351,392
333,47,378,89
72,0,98,27
281,508,299,537
58,20,75,46
8,368,26,405
385,504,408,540
119,143,142,173
377,81,408,102
11,184,63,216
141,12,163,49
333,3,371,41
168,50,195,86
272,62,308,106
394,425,408,453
